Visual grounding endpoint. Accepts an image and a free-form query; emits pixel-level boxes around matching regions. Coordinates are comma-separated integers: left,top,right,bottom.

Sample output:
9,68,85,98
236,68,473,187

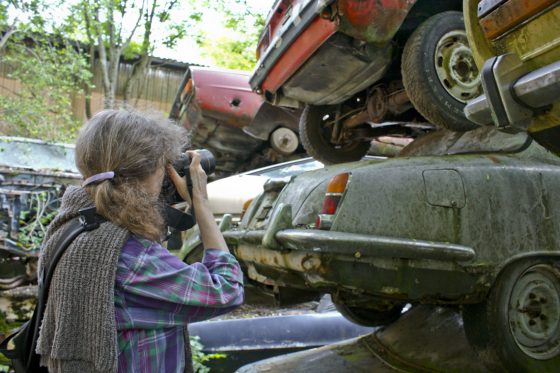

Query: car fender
493,252,560,283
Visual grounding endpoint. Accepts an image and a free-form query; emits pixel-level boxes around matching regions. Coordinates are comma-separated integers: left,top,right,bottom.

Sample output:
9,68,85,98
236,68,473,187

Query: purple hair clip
82,171,115,187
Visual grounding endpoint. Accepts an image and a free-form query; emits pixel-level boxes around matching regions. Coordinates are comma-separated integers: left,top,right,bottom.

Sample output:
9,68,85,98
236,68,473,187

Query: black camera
161,149,216,205
161,149,215,232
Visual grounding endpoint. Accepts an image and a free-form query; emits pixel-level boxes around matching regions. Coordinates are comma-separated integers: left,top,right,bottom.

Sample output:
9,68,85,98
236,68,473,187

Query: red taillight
316,173,350,230
322,195,340,215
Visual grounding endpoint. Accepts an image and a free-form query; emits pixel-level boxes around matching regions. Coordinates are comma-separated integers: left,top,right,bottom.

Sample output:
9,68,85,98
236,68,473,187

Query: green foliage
189,0,269,70
202,36,257,71
0,34,92,142
16,190,60,250
190,335,226,373
122,41,144,60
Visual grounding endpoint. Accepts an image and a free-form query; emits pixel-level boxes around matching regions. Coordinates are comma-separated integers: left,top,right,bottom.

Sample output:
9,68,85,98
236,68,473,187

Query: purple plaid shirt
114,236,244,373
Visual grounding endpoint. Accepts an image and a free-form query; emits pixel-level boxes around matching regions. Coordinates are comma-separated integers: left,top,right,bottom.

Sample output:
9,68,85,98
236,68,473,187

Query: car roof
0,136,78,173
243,157,320,176
241,155,382,177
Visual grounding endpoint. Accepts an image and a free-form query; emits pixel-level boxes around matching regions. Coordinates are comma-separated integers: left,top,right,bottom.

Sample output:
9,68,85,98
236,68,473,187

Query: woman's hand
166,163,192,206
166,151,208,206
168,151,228,252
186,151,208,203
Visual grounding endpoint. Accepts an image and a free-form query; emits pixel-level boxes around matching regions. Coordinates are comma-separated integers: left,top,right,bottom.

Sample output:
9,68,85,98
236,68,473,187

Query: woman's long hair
75,110,189,241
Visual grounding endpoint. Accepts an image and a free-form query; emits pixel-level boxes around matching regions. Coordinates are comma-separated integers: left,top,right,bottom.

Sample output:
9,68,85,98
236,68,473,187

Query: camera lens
161,149,216,205
195,149,216,175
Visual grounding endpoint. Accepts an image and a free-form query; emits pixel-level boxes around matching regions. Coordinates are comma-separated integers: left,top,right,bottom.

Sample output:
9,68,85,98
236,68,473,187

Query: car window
259,160,323,178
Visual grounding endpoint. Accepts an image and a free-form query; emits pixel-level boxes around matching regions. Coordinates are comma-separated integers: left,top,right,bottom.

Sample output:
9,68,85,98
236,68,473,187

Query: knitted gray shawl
36,186,129,373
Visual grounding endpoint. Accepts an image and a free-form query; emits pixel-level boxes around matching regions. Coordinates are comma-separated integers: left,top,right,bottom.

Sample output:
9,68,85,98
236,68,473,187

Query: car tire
334,300,404,327
300,104,370,164
462,258,560,372
402,11,480,132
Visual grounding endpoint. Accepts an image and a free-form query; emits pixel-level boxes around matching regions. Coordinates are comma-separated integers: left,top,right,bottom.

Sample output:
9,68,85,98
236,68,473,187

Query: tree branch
122,0,146,49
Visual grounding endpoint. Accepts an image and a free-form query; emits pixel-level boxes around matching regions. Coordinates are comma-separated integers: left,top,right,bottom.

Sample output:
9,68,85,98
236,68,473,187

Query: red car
250,0,481,164
170,67,302,177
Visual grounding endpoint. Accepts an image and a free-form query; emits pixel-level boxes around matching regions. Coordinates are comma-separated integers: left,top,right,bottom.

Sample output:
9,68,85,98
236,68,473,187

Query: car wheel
402,11,481,132
270,127,299,155
299,104,370,164
463,258,560,372
334,300,404,327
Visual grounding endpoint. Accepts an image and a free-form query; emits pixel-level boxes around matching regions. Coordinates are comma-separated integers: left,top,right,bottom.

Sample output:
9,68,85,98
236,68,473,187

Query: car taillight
316,173,350,230
180,79,193,101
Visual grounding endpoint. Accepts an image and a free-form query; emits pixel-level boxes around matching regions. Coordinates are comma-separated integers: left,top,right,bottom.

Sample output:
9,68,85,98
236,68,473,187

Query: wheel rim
434,30,481,103
508,264,560,360
271,127,299,155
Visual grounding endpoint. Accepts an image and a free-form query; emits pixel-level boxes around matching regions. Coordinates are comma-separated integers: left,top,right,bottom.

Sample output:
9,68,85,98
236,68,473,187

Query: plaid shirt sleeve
115,236,244,328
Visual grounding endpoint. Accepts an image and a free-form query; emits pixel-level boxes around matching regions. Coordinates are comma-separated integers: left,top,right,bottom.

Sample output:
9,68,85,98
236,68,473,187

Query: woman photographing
36,110,244,372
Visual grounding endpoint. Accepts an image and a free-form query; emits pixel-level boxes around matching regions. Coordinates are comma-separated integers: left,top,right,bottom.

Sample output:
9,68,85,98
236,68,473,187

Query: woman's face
143,166,165,197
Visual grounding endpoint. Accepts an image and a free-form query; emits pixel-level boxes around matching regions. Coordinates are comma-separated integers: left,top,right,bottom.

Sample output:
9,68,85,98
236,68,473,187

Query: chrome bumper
223,204,475,263
465,54,560,131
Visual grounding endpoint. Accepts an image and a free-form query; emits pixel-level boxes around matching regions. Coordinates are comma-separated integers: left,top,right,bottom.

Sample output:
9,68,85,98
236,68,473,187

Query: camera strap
164,205,196,231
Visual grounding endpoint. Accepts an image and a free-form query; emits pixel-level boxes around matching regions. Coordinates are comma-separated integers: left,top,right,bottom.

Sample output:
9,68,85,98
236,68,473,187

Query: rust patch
337,0,416,42
487,155,501,164
479,0,558,40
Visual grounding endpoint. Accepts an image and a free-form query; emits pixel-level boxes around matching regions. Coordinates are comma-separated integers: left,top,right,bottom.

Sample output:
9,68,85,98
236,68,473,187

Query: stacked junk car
214,0,560,372
0,0,558,372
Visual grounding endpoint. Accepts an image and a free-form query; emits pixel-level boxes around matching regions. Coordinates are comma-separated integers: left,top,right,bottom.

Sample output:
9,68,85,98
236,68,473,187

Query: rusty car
221,127,560,371
462,0,560,155
0,137,80,341
169,66,304,178
249,0,482,164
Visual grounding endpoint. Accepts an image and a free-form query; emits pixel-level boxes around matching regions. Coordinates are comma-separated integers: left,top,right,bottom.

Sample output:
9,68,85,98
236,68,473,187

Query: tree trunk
123,0,156,105
123,54,151,105
84,44,95,118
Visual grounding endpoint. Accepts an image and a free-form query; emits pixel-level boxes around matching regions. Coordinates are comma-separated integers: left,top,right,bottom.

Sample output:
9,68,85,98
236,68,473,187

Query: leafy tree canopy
188,0,271,71
0,1,93,142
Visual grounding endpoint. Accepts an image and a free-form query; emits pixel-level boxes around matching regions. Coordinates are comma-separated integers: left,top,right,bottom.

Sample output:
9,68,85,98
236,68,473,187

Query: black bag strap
28,207,105,370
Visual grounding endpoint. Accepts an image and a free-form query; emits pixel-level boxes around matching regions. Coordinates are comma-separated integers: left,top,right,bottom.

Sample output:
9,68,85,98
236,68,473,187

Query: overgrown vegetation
190,335,226,373
0,36,92,142
0,1,92,142
16,190,60,250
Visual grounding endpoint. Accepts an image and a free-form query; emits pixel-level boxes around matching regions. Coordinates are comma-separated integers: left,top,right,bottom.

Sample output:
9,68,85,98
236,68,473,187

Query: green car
223,127,560,372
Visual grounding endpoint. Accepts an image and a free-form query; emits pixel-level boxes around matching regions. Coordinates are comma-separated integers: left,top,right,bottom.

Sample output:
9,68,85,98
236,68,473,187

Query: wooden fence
0,56,190,121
